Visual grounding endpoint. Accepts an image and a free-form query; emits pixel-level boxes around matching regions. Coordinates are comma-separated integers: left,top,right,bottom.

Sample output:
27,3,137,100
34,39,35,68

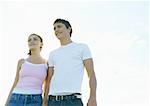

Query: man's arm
83,58,97,106
42,67,54,106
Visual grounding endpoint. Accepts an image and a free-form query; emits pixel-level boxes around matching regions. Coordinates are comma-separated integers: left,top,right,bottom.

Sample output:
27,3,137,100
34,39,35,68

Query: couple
5,19,97,106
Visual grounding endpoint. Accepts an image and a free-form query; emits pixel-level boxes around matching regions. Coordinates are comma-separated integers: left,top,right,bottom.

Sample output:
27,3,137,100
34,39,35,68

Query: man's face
53,23,70,39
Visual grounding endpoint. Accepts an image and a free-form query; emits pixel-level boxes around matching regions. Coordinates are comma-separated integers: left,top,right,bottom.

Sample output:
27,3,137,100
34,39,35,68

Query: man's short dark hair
54,19,72,37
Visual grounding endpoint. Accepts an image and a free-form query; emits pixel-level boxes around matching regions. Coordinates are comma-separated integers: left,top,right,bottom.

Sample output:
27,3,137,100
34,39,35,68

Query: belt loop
56,95,58,101
55,95,64,101
61,96,63,100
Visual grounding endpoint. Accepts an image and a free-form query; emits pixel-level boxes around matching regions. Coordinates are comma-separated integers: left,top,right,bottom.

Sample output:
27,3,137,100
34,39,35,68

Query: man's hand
87,96,97,106
42,99,47,106
42,102,47,106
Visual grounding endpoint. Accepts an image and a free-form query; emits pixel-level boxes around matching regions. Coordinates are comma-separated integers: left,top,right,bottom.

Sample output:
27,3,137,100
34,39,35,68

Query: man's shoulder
49,47,61,55
49,49,57,55
74,42,89,48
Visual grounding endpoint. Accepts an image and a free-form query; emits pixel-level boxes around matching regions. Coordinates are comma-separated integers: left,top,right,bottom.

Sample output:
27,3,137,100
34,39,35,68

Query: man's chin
56,36,61,39
56,35,62,39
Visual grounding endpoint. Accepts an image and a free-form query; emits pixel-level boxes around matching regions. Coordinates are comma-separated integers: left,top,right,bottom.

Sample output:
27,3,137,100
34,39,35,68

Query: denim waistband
11,93,42,100
48,93,81,101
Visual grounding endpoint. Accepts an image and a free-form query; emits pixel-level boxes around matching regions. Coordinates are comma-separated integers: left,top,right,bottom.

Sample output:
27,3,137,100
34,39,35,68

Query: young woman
5,34,48,106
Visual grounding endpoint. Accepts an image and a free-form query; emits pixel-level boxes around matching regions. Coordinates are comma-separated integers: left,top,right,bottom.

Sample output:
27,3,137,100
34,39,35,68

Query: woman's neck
30,50,41,58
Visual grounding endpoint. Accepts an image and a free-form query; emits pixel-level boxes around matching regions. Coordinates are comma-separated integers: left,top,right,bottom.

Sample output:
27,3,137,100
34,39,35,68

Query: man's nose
55,28,59,32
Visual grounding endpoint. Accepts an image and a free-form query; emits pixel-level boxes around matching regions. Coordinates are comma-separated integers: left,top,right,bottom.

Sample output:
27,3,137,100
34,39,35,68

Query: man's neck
60,38,73,46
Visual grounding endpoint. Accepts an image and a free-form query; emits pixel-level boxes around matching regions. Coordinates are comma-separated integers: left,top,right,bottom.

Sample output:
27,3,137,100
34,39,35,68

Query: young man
43,19,97,106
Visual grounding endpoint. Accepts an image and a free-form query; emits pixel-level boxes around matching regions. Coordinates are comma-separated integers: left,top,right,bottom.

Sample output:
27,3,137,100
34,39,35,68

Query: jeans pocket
48,100,54,106
9,94,17,102
32,96,42,103
69,99,83,106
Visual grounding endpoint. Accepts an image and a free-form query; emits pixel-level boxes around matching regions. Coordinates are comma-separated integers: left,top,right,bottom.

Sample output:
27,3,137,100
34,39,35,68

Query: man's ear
68,27,71,33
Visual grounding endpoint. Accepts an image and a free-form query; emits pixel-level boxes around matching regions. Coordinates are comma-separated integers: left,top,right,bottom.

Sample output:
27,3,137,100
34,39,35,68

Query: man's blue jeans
48,94,83,106
8,93,42,106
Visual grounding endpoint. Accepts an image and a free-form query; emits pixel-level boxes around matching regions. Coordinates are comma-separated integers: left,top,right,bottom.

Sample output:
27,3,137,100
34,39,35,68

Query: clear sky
0,1,149,106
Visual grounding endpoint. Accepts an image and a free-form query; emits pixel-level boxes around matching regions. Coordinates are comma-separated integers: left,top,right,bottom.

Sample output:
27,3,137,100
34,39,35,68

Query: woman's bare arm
5,59,24,106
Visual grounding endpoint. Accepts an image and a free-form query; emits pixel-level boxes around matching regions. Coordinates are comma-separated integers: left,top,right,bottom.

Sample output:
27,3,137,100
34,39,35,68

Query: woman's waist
13,87,43,94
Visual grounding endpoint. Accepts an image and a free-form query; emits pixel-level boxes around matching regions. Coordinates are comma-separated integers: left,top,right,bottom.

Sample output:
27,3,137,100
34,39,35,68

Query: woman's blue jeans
8,93,42,106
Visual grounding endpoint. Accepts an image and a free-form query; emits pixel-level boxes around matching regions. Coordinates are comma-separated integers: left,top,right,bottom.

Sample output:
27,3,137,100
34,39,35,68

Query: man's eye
58,25,61,28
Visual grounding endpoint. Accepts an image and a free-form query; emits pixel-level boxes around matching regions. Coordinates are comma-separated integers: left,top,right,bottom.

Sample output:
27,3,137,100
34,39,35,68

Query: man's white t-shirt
48,42,92,95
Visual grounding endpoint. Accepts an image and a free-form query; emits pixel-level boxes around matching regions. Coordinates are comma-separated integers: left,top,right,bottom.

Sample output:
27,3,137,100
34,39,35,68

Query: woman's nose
30,39,35,43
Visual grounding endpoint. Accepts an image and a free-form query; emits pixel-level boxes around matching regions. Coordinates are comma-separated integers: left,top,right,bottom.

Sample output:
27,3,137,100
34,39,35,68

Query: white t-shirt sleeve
48,52,54,67
82,44,92,60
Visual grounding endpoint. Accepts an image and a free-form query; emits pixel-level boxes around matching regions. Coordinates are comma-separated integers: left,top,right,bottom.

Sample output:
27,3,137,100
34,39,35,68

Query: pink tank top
13,60,47,94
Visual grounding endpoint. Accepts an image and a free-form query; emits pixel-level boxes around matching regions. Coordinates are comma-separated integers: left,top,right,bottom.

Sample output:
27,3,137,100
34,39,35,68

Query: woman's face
28,35,43,51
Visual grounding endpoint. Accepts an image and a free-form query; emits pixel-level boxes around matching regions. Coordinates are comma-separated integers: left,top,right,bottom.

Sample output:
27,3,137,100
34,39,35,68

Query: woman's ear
40,43,43,48
68,27,71,33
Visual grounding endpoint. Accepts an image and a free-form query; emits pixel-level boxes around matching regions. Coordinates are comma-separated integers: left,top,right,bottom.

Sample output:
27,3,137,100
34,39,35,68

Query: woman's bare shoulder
18,58,25,66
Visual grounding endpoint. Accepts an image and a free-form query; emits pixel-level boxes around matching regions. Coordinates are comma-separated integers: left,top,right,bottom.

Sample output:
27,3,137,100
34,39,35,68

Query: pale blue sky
0,1,149,106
